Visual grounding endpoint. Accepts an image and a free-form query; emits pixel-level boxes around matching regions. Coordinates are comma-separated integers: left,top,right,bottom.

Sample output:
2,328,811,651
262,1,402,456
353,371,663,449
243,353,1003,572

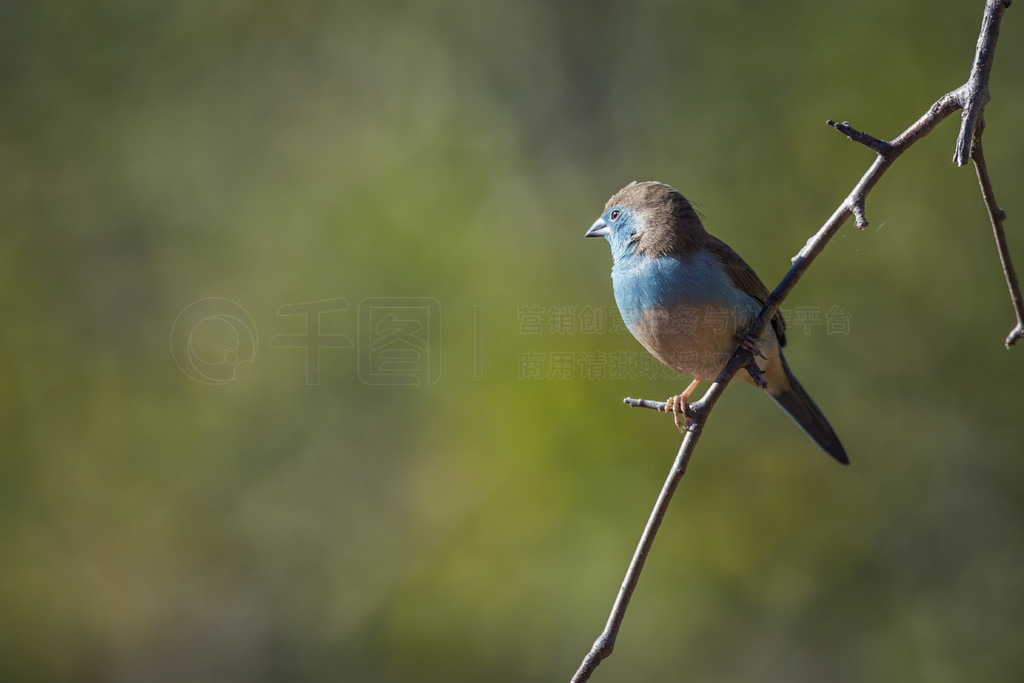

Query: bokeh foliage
2,1,1023,681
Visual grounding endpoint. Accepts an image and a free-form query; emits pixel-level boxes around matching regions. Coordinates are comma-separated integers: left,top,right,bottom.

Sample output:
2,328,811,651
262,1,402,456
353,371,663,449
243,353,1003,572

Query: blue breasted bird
586,181,848,465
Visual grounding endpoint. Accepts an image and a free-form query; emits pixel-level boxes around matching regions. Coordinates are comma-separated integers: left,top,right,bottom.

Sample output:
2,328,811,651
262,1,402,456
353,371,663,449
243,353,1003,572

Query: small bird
586,181,848,464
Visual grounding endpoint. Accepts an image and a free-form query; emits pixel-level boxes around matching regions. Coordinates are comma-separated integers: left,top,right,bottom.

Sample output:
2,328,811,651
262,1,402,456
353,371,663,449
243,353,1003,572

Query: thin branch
572,372,734,683
570,428,699,683
970,120,1024,347
571,2,1015,681
755,91,958,339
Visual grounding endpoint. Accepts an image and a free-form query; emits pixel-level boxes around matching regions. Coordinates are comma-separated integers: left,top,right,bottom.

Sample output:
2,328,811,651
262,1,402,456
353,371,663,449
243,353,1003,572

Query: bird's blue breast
611,251,756,327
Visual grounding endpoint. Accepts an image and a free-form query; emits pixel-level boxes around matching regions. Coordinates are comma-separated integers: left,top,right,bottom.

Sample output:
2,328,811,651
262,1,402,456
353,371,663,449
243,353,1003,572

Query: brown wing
705,236,787,347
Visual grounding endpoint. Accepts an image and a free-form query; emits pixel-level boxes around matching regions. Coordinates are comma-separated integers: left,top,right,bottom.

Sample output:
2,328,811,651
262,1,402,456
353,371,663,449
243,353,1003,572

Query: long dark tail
768,354,849,465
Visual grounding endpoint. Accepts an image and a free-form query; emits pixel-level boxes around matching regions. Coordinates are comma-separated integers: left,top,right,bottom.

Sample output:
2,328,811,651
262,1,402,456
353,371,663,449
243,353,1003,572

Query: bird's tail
768,353,849,465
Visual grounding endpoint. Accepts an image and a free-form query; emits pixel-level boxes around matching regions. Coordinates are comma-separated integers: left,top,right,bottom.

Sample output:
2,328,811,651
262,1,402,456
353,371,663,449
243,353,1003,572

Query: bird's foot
735,330,767,360
665,394,694,433
744,362,768,389
736,330,769,389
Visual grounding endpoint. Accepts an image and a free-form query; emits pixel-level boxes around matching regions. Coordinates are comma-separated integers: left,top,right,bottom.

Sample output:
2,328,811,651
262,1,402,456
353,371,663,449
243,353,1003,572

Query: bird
585,181,848,465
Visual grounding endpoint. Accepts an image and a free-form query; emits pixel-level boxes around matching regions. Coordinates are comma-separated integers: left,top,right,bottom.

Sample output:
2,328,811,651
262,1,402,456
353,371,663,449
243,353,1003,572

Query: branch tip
1006,324,1024,349
827,119,892,156
851,200,869,229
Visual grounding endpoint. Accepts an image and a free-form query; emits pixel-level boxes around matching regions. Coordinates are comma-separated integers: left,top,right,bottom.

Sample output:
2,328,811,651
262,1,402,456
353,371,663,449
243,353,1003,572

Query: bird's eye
610,209,620,221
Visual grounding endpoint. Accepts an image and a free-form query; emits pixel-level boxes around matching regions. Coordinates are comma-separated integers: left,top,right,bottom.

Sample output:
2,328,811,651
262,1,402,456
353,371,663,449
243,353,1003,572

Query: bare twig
622,397,668,412
570,427,700,683
826,120,892,156
572,372,734,683
970,121,1024,347
572,2,1015,681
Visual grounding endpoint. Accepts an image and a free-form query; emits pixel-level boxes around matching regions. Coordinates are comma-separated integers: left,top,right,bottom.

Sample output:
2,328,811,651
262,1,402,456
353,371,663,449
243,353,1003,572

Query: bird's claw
665,394,694,433
745,363,768,389
736,330,767,360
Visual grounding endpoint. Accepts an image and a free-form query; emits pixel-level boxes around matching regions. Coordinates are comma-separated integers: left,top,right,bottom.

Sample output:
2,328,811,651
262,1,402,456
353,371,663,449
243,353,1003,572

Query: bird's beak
585,217,610,238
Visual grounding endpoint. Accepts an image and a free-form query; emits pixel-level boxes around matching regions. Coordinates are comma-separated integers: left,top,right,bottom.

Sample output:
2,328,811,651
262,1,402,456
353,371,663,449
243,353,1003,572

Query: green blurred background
3,1,1023,681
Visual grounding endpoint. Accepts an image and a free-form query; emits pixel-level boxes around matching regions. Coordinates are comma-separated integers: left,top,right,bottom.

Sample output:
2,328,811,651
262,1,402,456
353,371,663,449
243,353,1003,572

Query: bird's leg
666,377,702,433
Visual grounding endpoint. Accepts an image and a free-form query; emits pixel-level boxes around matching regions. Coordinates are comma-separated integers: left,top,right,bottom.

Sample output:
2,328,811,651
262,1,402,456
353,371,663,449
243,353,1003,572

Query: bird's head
586,181,707,260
